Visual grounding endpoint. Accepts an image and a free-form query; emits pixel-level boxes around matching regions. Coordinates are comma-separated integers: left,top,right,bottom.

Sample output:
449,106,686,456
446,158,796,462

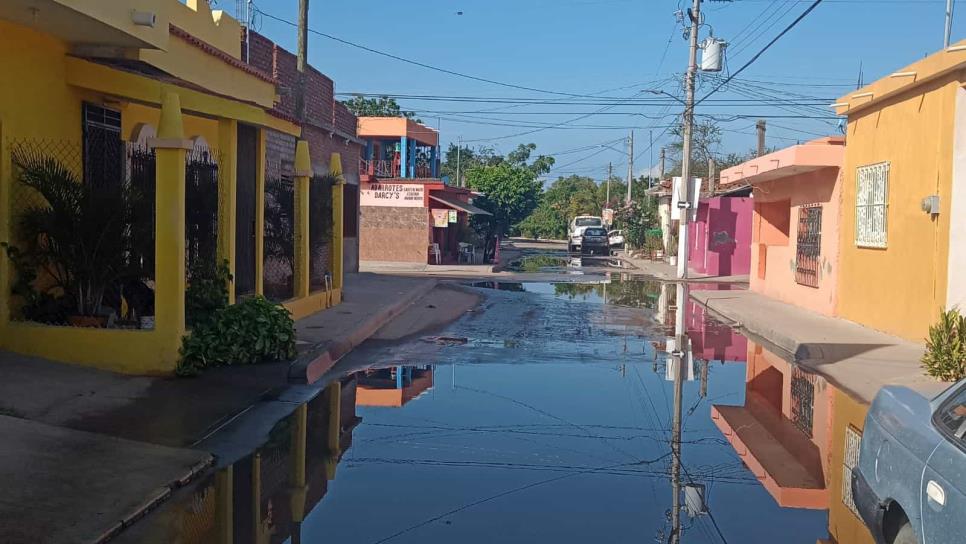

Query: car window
584,228,607,236
575,218,601,227
936,386,966,444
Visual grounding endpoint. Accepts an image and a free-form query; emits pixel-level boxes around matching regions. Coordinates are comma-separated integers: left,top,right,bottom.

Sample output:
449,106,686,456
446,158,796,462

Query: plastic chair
429,243,441,265
458,243,474,264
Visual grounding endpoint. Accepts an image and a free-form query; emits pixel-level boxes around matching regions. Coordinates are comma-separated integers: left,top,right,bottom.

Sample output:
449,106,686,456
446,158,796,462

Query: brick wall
305,68,334,130
359,206,429,263
241,29,274,75
333,101,356,135
265,129,296,177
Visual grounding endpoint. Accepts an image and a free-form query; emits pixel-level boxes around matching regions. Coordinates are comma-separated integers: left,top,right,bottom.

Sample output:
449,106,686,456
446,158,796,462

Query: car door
921,384,966,544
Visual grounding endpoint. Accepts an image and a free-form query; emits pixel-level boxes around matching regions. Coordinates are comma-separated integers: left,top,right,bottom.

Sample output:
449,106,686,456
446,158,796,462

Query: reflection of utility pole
700,360,709,398
669,282,687,544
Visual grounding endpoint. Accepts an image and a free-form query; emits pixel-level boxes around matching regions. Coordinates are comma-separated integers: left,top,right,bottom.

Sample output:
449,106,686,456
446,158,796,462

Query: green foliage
177,296,297,377
185,259,232,328
465,162,542,259
1,242,70,323
644,233,665,255
12,149,141,317
341,96,420,122
440,143,552,185
615,198,658,249
922,308,966,381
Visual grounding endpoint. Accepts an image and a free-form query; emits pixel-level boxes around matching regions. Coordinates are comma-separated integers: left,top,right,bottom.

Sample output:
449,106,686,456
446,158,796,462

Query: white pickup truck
568,215,603,253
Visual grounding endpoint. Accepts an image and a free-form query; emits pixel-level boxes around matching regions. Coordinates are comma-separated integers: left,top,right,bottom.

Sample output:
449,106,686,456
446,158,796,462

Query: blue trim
399,136,408,178
395,365,404,389
408,138,417,177
365,140,374,161
430,145,439,177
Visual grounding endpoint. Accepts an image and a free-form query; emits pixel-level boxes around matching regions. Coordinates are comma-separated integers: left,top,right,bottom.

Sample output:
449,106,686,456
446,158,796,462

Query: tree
439,143,501,185
505,143,555,176
667,119,722,179
465,162,542,260
341,96,420,122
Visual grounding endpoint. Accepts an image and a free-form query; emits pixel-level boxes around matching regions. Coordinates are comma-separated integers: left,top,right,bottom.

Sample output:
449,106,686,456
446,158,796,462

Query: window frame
931,382,966,453
855,161,890,249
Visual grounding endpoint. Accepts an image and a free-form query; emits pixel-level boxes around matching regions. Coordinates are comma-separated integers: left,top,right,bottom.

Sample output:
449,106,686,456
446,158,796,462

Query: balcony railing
360,159,437,179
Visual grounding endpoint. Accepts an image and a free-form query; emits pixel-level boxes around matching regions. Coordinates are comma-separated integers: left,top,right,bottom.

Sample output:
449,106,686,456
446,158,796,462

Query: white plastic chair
429,243,441,265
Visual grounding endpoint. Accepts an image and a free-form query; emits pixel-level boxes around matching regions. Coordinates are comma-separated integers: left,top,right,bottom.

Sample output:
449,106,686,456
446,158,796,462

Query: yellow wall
827,389,875,544
838,74,961,341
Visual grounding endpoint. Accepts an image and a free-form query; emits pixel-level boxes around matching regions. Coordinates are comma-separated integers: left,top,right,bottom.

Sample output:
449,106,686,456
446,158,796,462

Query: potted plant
667,230,679,266
12,149,139,327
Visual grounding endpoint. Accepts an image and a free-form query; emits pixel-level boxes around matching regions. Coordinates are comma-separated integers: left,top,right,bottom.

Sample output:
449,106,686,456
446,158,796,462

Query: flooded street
118,268,875,544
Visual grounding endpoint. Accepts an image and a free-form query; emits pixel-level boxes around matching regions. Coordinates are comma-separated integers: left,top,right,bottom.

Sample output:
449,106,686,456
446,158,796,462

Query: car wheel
893,522,916,544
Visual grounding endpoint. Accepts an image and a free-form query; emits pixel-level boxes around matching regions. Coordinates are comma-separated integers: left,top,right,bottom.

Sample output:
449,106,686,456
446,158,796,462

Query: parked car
609,230,625,248
568,215,603,253
580,227,610,255
852,379,966,544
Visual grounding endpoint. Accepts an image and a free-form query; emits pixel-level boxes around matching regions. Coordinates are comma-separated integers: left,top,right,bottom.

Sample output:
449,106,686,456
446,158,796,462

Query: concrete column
408,138,417,177
217,119,238,304
250,453,262,543
431,145,439,177
399,136,408,178
148,91,191,366
254,130,266,296
215,466,233,544
329,152,345,294
293,140,312,299
325,380,341,480
289,403,308,524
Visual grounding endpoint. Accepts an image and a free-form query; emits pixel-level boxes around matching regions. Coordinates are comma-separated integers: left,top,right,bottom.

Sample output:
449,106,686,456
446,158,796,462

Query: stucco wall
827,388,875,544
687,197,753,277
947,87,966,310
838,74,959,341
359,206,428,263
750,167,842,317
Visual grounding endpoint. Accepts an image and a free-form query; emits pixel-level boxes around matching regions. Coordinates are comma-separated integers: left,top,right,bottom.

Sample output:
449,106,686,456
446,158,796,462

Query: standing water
116,276,875,544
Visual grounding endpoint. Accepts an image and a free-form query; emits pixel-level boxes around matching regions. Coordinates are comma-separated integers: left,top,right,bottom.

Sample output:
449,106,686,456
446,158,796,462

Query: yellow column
294,141,313,299
215,466,234,544
149,91,190,367
251,453,262,543
254,130,266,296
329,153,345,296
324,380,342,480
217,119,238,304
289,403,308,524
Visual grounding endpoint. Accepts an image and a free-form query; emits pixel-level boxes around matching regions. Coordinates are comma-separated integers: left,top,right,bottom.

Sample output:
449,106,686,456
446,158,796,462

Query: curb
288,279,439,384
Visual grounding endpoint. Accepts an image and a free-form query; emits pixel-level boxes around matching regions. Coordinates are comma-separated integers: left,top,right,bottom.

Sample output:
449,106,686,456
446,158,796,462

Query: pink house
687,195,754,277
719,137,844,316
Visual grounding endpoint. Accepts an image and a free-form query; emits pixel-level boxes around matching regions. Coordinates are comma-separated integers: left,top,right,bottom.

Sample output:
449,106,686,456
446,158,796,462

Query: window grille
796,205,822,287
842,426,862,517
856,162,889,248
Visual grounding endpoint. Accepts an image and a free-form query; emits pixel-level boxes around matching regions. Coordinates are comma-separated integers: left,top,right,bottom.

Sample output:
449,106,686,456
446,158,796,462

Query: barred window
856,162,889,248
842,426,862,517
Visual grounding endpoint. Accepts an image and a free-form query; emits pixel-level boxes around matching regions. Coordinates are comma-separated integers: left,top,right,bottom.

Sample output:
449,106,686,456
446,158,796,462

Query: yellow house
0,0,345,374
833,41,966,341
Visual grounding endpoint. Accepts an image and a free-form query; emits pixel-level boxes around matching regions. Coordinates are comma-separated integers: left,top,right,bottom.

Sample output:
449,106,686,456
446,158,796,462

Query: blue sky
239,0,963,180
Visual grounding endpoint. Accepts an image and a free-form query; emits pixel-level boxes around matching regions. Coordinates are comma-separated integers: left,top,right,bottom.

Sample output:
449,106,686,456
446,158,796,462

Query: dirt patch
370,285,482,341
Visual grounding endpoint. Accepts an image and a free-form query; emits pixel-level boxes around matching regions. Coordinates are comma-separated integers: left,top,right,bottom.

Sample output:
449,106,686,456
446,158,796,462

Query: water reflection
121,278,880,544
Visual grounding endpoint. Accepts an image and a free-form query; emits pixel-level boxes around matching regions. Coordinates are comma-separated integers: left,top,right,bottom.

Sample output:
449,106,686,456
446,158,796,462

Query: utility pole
945,0,955,48
677,0,702,280
707,157,716,195
456,136,462,187
669,282,687,544
659,147,666,179
756,119,767,157
626,131,634,204
606,162,612,206
295,0,310,124
649,129,654,190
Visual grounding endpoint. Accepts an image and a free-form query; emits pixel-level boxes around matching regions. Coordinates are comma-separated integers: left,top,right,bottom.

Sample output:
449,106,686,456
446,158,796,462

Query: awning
430,194,492,216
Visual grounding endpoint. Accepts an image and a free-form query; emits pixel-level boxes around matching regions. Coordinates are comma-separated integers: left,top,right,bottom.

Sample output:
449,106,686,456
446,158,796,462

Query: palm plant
12,148,138,319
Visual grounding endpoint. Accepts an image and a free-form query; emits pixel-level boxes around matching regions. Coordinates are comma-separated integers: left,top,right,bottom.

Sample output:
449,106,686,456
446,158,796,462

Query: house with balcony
0,0,357,374
356,117,491,268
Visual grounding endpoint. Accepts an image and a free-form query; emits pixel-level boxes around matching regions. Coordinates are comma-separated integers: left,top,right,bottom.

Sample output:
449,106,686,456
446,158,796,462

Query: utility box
700,38,727,72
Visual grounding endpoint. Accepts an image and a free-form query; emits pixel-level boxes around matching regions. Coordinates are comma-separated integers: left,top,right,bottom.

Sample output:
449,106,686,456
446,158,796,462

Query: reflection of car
580,227,610,255
568,215,603,253
608,230,625,248
852,379,966,544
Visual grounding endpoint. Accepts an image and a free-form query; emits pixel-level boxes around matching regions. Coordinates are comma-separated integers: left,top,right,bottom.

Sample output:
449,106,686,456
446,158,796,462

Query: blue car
853,379,966,544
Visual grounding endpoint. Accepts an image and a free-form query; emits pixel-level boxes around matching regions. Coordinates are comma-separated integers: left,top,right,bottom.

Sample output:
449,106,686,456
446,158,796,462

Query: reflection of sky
299,282,828,544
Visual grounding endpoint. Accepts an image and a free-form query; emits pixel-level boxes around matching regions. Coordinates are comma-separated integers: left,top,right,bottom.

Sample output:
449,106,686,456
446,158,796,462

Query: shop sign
432,209,450,227
448,210,458,223
361,182,424,207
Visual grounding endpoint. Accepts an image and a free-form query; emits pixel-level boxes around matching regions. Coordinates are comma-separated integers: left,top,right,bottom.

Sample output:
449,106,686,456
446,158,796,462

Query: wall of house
948,87,966,310
749,168,842,317
687,197,752,277
838,74,960,341
359,206,429,263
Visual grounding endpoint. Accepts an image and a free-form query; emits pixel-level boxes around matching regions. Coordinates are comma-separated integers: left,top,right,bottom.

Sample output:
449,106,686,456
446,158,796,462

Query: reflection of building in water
710,341,876,544
685,283,747,364
167,375,361,544
356,365,434,407
712,341,832,509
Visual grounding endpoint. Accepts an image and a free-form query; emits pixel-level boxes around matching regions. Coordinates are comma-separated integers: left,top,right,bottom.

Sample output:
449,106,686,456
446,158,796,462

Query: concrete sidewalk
0,415,210,544
690,289,948,404
618,251,749,283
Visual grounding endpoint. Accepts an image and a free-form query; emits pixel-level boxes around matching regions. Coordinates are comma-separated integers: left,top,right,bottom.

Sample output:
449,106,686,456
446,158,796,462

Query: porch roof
429,193,492,216
357,117,439,146
719,137,844,186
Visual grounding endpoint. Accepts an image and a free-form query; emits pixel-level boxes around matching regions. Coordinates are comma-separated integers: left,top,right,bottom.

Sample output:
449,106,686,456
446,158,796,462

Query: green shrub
185,259,231,328
922,308,966,381
177,296,296,376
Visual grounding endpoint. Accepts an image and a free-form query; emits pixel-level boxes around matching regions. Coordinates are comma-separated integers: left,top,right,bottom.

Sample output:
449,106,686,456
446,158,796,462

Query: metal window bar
795,205,822,288
842,426,863,517
185,148,220,277
264,162,295,302
309,174,333,292
856,162,889,248
790,367,816,438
